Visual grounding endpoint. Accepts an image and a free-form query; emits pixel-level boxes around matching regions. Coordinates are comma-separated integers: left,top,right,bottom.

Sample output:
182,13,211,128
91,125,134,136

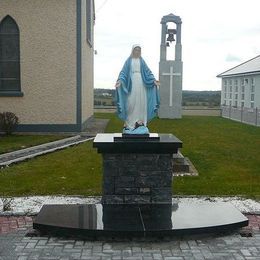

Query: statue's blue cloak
115,57,160,122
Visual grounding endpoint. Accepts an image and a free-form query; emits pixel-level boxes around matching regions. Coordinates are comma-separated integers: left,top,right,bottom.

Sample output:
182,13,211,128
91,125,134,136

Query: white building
217,55,260,109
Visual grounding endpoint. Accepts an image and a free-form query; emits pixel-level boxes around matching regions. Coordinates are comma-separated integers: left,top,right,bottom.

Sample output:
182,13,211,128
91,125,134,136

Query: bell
166,34,175,42
166,29,176,43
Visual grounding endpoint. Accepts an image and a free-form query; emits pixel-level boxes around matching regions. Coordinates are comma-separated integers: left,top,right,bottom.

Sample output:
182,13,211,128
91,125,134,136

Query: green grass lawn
0,135,68,155
0,141,102,196
0,113,259,198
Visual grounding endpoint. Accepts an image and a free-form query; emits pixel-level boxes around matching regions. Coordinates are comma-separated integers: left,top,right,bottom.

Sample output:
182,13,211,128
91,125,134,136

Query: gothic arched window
0,15,21,94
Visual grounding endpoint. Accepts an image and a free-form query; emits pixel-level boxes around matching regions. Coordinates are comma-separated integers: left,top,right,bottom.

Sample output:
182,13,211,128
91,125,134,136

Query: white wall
221,74,260,109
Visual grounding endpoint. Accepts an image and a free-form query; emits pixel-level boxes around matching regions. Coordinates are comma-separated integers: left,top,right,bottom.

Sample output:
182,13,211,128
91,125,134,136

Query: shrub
0,112,19,135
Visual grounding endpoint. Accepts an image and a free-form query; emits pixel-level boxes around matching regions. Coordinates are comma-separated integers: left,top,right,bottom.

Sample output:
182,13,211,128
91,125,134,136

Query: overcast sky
94,0,260,90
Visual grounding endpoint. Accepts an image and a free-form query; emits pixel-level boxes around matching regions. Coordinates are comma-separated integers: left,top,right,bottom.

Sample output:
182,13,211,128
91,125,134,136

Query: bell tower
159,13,183,119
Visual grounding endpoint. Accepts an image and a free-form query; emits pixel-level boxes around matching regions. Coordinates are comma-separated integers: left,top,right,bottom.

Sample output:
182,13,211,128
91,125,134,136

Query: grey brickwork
102,154,173,204
0,227,260,259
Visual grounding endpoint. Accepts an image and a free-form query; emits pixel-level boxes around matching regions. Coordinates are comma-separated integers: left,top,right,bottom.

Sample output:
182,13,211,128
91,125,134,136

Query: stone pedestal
93,133,182,204
32,133,249,238
102,153,173,204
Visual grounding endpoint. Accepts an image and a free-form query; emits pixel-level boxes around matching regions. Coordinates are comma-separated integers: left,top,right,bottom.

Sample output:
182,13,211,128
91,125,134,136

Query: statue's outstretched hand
115,80,121,88
154,80,160,87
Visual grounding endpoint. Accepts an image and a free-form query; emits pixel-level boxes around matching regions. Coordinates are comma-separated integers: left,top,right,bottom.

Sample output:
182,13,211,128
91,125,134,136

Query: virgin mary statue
115,44,160,134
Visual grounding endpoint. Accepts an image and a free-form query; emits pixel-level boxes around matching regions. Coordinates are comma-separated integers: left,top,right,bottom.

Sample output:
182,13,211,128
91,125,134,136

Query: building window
250,102,254,108
234,101,237,107
0,15,21,93
241,102,244,108
240,78,244,85
224,79,227,86
251,85,255,92
229,85,232,92
241,85,245,92
251,77,255,86
86,0,94,47
224,93,227,98
241,93,245,100
229,101,232,106
251,94,254,101
235,85,238,92
235,94,238,100
224,85,227,92
229,93,232,99
229,79,232,85
235,79,238,86
245,78,249,84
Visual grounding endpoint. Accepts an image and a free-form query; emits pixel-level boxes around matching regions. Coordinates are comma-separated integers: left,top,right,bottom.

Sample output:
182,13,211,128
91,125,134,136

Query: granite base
33,202,248,239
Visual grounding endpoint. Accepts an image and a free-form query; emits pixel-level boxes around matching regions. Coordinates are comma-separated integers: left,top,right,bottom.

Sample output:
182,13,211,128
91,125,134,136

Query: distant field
94,106,221,116
94,89,221,107
94,97,114,106
94,99,220,108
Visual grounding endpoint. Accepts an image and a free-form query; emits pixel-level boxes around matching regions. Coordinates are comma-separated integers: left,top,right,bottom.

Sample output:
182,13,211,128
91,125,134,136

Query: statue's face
132,47,141,58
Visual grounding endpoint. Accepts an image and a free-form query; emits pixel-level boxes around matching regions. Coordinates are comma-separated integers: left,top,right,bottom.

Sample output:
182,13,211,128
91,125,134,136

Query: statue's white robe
126,58,147,129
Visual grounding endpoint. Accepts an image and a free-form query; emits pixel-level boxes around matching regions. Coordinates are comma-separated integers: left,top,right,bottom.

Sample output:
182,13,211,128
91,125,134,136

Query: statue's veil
131,44,141,56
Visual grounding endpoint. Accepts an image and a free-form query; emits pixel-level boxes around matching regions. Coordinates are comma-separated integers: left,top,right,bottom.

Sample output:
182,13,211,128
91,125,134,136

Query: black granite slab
114,133,160,142
122,133,149,138
93,133,182,154
33,202,248,239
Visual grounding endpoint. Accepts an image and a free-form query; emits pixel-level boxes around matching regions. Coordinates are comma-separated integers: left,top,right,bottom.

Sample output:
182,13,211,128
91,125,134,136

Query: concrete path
0,136,94,167
83,118,109,136
0,215,259,259
0,118,109,167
